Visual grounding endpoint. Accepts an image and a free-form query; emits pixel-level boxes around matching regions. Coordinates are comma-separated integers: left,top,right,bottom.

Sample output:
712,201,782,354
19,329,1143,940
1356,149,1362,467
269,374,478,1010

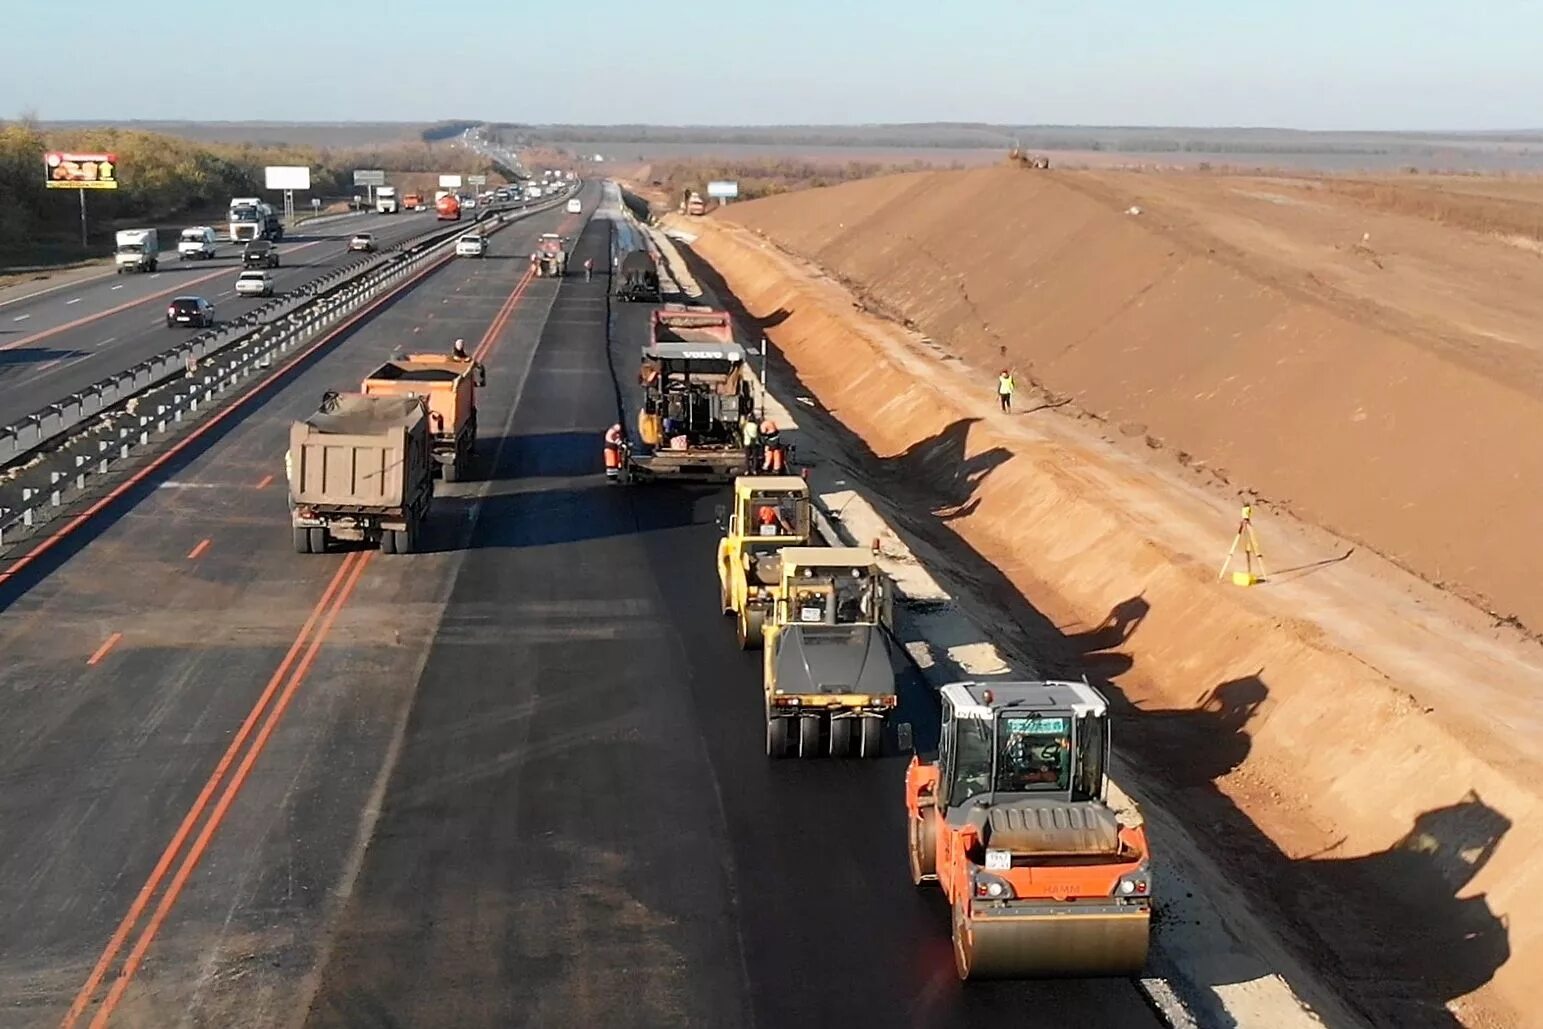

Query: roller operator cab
763,547,897,758
905,681,1152,980
716,476,813,649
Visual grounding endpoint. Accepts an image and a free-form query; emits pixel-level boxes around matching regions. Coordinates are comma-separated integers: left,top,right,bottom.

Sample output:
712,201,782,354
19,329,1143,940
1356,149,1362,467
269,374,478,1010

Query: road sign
265,166,311,190
312,198,322,210
467,174,487,186
438,174,463,188
707,180,739,199
352,169,386,186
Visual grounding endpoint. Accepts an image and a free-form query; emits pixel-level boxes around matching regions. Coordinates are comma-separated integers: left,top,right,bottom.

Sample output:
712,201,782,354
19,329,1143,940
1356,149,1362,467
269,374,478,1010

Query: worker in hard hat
603,423,624,479
451,338,471,362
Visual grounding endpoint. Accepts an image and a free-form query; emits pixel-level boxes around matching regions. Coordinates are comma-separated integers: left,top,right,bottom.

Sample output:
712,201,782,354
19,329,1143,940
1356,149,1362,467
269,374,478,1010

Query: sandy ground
665,178,1543,1027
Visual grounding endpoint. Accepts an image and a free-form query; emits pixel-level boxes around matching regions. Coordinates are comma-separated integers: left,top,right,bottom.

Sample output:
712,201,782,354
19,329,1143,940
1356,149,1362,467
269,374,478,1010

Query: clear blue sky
3,0,1538,130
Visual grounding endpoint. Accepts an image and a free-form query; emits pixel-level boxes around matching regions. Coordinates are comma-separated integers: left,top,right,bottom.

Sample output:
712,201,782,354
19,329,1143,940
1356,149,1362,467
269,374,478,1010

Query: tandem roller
904,681,1152,979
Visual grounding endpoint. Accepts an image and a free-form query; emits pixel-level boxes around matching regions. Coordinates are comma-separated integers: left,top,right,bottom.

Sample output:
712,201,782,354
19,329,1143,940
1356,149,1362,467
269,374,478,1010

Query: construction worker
741,417,761,472
997,368,1015,413
760,419,786,474
451,338,471,362
603,423,624,479
583,257,594,281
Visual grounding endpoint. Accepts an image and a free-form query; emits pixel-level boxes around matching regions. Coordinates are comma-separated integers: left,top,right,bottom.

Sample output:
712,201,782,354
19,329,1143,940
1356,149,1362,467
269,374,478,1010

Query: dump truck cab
905,681,1151,979
763,546,897,759
360,354,486,482
717,476,812,648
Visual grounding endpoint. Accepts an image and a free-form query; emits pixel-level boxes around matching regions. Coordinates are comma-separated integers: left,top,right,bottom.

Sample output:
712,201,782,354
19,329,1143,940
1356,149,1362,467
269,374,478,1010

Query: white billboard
707,180,739,198
264,165,311,190
438,174,464,188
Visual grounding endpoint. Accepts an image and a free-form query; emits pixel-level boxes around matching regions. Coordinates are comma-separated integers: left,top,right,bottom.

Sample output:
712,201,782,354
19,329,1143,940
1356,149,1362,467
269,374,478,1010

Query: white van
566,198,582,214
178,226,217,260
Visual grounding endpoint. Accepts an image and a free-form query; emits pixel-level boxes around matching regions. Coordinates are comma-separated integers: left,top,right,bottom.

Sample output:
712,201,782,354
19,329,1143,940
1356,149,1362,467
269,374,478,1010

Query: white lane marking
12,314,29,322
65,297,82,305
150,274,161,279
111,284,125,291
97,337,117,348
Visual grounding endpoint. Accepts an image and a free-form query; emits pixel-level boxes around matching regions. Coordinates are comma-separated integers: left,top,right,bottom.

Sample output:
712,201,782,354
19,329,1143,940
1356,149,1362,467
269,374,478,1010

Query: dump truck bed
289,395,431,511
361,356,475,440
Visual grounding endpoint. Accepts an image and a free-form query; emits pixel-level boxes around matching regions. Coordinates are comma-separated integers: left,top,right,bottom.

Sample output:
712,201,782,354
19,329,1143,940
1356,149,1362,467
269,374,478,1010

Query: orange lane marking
87,551,374,1027
85,632,123,667
185,539,211,560
254,474,274,490
61,553,361,1029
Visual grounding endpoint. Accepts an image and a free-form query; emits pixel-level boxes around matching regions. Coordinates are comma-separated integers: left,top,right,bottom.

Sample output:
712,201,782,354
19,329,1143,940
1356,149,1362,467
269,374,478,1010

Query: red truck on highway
436,194,462,221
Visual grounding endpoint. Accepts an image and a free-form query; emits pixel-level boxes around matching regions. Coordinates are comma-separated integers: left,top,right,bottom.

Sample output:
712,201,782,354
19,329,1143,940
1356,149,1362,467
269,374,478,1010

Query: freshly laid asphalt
0,183,1160,1027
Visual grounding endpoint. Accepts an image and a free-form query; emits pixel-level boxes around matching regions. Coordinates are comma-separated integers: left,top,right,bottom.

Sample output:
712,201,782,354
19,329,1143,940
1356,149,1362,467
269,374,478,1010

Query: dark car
243,240,279,269
166,296,215,328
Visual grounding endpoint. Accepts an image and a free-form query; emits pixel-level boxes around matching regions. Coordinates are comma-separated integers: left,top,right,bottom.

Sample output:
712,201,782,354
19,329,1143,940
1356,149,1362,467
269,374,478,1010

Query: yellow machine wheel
797,715,822,757
737,606,765,650
829,717,855,757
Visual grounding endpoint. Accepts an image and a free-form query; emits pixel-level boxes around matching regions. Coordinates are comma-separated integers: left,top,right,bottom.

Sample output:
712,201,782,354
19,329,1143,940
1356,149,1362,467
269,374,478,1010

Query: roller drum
952,901,1149,980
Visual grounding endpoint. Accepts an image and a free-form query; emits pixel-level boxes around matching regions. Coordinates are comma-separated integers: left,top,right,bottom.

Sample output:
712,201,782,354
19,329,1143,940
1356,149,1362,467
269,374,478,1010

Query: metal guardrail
0,189,577,550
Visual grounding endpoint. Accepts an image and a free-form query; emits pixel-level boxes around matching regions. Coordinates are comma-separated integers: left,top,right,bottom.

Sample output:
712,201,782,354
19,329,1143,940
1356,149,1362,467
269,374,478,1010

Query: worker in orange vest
603,423,624,479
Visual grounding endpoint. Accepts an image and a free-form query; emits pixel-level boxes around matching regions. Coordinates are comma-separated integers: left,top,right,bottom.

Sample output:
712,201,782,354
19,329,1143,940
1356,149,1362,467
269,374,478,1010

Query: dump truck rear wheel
797,715,821,758
380,529,398,555
307,528,327,554
908,811,937,885
829,717,854,757
766,715,790,758
293,527,311,554
859,716,884,758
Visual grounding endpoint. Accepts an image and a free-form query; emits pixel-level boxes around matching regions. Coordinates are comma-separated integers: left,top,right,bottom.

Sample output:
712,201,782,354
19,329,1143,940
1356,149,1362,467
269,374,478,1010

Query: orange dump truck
361,354,485,482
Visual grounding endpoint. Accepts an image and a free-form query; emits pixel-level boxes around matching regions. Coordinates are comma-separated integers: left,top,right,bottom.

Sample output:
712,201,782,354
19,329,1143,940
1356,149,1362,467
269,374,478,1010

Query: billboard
264,165,311,190
438,174,464,188
706,180,739,199
467,174,487,186
45,151,118,189
352,169,386,186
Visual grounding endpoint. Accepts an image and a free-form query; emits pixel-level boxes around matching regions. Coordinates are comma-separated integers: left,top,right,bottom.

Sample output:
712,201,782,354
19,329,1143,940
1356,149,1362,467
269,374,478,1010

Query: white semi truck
376,186,399,214
114,229,159,273
228,197,282,242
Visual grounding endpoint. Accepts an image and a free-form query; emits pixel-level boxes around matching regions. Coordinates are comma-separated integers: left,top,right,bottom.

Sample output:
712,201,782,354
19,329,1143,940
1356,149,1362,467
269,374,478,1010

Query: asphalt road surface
0,185,1161,1027
0,208,439,427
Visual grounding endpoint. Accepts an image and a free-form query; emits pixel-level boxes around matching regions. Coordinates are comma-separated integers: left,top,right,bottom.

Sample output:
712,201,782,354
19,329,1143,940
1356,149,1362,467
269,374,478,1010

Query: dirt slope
718,165,1543,634
674,211,1543,1028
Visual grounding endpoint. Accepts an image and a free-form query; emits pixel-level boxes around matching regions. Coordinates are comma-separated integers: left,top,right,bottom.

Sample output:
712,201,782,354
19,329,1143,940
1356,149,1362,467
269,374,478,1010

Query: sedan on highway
235,269,276,298
455,234,486,258
166,296,215,329
348,233,377,253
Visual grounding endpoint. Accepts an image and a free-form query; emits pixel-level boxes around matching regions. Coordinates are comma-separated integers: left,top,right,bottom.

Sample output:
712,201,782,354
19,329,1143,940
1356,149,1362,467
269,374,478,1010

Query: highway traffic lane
0,208,431,347
0,212,568,1024
301,219,1162,1027
0,212,444,427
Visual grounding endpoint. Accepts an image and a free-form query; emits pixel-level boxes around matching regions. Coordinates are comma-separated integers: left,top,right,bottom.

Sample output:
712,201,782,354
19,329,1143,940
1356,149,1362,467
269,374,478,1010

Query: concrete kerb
0,195,561,551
